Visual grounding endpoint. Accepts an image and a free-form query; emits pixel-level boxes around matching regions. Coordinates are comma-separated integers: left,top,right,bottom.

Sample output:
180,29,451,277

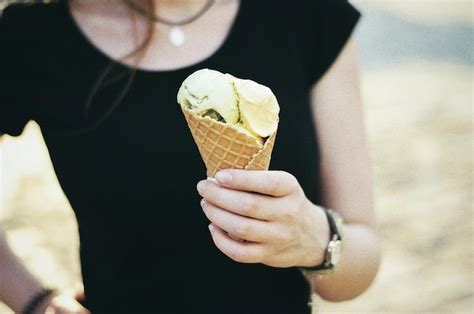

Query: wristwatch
301,207,343,271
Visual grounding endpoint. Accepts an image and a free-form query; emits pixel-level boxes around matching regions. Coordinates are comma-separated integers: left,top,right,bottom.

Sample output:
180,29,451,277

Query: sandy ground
1,1,473,313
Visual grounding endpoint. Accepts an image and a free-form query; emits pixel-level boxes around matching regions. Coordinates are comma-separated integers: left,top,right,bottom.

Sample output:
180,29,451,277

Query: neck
154,0,209,4
143,0,216,22
153,0,211,8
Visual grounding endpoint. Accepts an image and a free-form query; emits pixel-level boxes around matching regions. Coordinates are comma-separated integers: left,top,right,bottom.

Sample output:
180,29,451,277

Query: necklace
123,0,216,47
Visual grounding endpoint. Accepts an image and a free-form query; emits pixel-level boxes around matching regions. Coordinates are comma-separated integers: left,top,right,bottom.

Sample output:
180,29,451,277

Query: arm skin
0,227,53,313
306,35,381,301
0,224,89,312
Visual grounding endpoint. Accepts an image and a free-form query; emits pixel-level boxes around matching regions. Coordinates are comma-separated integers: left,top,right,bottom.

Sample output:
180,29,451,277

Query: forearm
0,228,49,313
304,223,381,301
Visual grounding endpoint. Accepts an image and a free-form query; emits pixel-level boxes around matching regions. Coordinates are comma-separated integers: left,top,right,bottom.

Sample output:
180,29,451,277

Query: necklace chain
122,0,216,26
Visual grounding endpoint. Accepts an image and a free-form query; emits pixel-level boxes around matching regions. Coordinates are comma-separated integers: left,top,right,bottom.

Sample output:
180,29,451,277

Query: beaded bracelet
22,288,56,314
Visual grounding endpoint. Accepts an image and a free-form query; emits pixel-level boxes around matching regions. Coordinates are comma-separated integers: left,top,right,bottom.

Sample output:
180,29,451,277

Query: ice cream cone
182,107,277,177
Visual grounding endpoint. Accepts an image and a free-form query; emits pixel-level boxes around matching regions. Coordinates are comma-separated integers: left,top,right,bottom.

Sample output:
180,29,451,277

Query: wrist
21,288,56,314
35,294,56,314
299,205,343,271
299,204,330,268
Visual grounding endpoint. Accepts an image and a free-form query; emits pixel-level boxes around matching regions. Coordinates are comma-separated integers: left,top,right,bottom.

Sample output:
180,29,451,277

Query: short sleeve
0,4,36,136
307,0,361,85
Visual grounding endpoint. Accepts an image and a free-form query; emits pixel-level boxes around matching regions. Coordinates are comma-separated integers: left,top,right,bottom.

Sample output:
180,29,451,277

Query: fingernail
197,181,206,194
208,224,214,232
216,171,232,184
200,198,206,207
206,177,218,184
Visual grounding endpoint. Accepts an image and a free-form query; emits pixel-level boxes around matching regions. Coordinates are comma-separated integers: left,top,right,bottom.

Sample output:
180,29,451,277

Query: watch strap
299,206,341,271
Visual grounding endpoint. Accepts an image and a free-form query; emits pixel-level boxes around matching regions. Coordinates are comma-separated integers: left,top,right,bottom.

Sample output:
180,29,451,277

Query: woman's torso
1,0,360,312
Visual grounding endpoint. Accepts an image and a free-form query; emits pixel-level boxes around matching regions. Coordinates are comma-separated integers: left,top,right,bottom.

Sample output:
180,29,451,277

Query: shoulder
283,0,361,24
262,0,360,35
291,0,361,86
0,2,67,137
270,0,356,15
2,1,62,17
1,1,65,37
1,1,70,71
2,1,52,19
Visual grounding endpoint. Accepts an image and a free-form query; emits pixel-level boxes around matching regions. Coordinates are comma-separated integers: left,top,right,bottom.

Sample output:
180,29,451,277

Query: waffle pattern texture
182,108,277,177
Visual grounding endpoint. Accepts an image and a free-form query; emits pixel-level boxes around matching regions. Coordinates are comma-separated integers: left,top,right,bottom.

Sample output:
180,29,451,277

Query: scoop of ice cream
178,69,279,143
234,123,264,145
233,78,280,138
177,69,239,124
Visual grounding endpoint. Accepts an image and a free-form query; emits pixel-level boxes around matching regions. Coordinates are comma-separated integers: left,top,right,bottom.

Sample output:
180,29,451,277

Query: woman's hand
42,290,90,314
197,169,330,268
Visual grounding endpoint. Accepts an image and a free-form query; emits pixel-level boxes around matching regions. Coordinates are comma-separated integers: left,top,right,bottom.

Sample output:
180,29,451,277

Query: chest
69,0,241,71
37,5,321,210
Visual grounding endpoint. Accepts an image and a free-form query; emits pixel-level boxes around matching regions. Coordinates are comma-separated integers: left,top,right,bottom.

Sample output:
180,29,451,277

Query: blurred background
0,0,472,313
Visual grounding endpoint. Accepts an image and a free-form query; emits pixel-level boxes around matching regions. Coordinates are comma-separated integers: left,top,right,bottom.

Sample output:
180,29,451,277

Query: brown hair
59,0,159,135
121,0,156,61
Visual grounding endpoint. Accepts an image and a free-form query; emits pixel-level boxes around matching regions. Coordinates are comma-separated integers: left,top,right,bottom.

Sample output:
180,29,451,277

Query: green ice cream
177,69,239,124
178,68,279,140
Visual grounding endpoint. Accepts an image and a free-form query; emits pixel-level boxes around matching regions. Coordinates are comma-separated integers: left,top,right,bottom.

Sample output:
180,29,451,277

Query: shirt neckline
61,0,244,74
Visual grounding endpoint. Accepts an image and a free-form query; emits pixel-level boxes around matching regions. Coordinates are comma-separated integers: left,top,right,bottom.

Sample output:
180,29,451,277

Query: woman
0,0,381,313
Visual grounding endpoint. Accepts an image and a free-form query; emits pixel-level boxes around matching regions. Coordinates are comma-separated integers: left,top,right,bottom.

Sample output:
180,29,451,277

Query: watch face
328,240,342,266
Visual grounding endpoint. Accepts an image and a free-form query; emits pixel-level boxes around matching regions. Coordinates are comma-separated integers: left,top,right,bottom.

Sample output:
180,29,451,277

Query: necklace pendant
169,26,185,47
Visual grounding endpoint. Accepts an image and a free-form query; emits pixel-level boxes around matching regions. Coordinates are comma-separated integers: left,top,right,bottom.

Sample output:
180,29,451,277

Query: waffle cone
182,108,277,177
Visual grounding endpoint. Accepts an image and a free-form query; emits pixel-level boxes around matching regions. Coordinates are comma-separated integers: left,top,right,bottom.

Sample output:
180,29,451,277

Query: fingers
74,285,86,303
214,170,300,197
46,291,90,314
197,180,276,220
201,199,279,242
75,290,87,308
208,224,265,263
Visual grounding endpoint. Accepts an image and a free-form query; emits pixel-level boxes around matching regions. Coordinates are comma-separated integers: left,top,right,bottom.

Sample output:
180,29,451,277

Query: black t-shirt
1,1,360,313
